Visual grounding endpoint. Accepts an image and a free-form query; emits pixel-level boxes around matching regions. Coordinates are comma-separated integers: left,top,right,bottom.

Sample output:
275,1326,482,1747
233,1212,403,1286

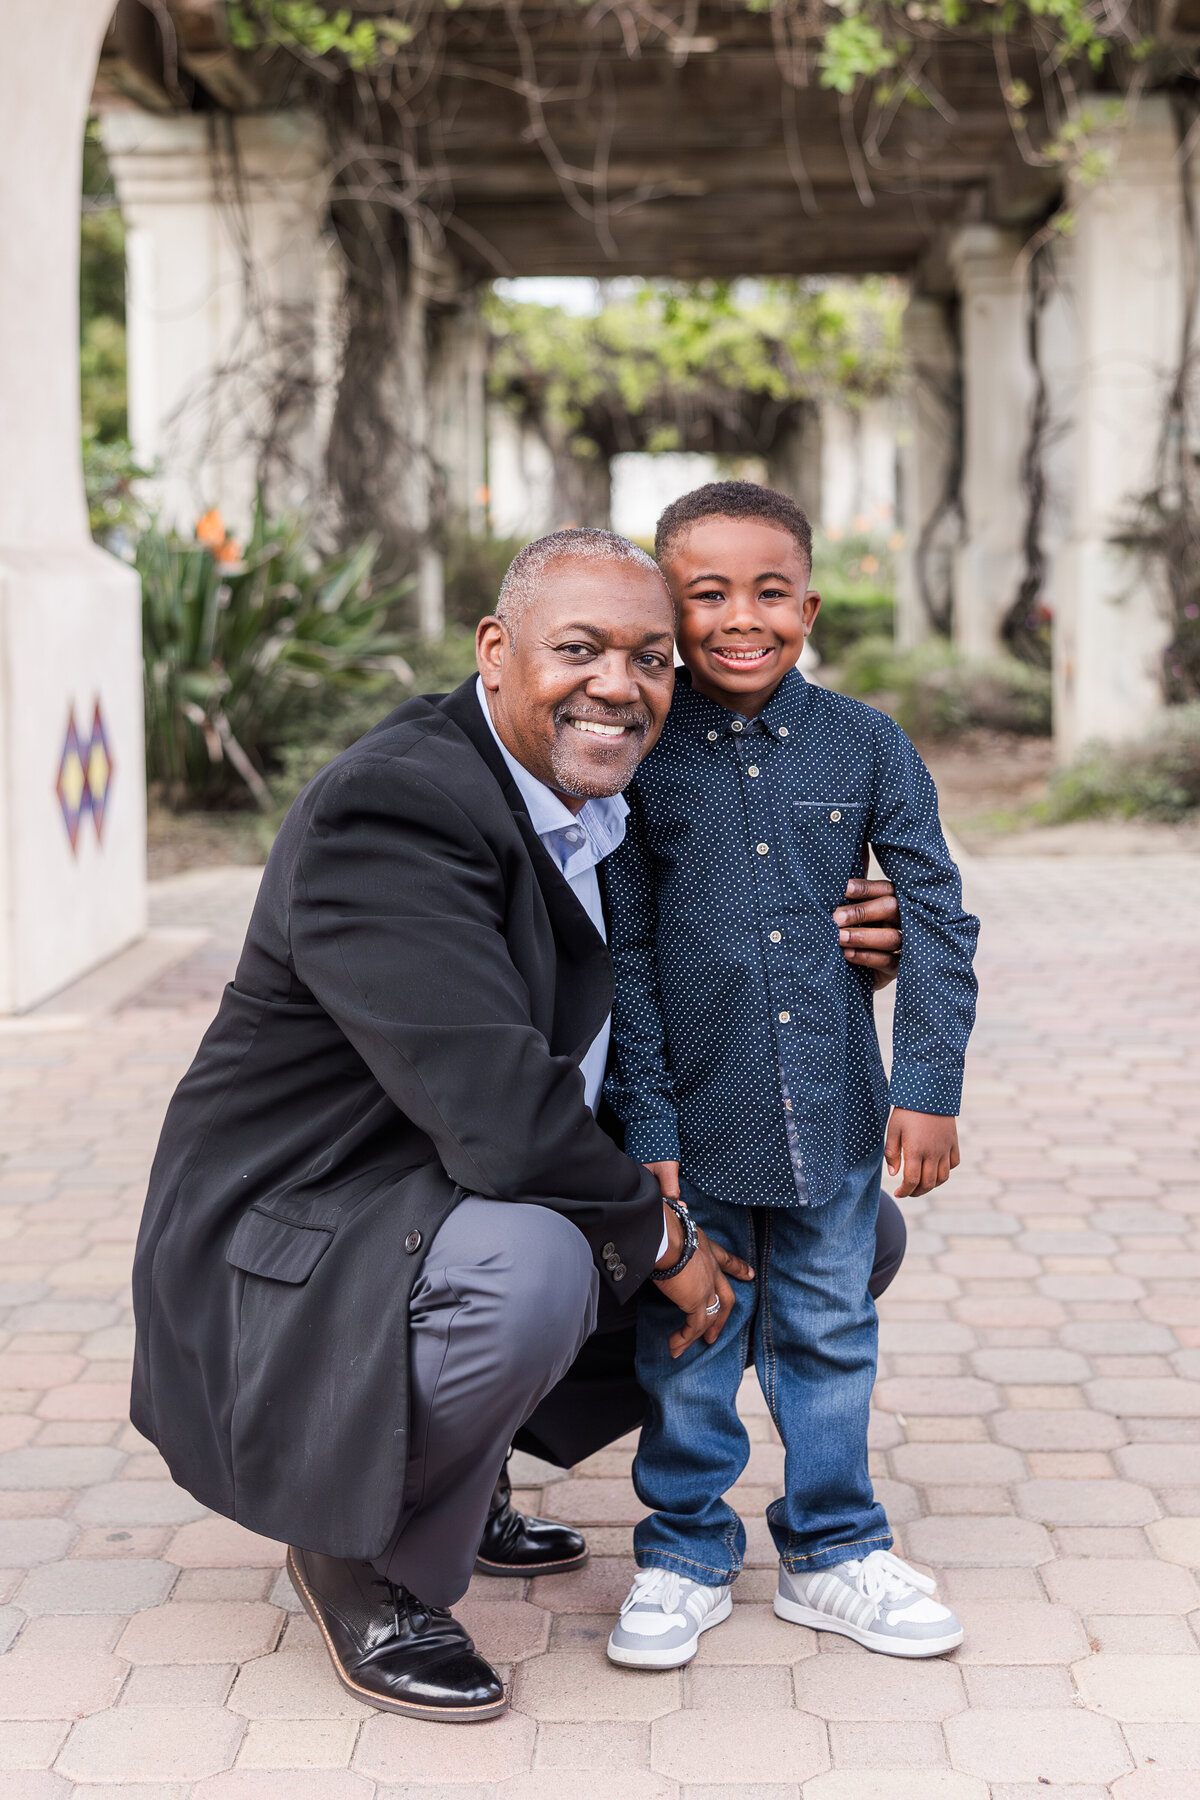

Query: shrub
1041,703,1200,822
443,530,527,629
810,592,895,664
833,637,1052,739
139,497,409,809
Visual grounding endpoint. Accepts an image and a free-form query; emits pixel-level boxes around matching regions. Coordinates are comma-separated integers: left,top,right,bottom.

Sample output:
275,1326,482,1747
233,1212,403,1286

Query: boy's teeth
715,648,769,661
569,719,627,737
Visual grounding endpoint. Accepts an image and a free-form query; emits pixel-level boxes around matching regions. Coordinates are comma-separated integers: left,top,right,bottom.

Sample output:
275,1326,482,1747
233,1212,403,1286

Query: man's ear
476,615,507,690
802,590,822,633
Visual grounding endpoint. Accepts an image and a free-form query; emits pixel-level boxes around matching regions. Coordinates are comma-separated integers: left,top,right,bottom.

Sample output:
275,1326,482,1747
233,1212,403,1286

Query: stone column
767,404,822,521
0,5,145,1013
1055,98,1190,758
894,294,961,647
431,297,489,536
949,227,1035,660
99,109,331,534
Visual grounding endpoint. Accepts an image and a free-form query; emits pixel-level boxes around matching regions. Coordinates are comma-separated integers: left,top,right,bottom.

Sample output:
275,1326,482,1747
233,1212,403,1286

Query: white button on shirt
475,681,669,1262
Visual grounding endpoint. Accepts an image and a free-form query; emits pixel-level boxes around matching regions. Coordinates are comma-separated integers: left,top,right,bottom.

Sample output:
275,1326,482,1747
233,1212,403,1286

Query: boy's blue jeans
632,1152,892,1584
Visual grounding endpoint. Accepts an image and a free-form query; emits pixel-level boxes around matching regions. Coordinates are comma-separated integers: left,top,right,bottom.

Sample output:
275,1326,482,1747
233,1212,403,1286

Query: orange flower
196,509,226,552
215,536,243,565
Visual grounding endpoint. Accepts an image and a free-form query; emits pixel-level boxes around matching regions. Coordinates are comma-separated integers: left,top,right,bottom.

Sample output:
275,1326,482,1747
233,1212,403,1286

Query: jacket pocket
226,1207,334,1285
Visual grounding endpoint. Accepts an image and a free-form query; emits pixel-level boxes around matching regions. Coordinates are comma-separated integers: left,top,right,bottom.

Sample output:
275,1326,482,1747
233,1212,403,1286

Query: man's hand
834,878,901,990
885,1108,960,1198
648,1172,754,1358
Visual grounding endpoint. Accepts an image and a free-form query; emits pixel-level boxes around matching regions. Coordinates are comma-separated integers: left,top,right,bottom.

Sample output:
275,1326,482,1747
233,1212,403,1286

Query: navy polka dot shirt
602,667,980,1209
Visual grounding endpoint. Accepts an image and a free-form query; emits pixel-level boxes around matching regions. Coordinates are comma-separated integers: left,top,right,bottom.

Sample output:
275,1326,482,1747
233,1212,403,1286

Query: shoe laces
621,1567,684,1617
853,1550,937,1620
371,1575,450,1638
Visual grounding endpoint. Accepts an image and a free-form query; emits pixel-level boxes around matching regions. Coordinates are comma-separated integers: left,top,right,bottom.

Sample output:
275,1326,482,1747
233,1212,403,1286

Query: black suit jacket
131,679,664,1558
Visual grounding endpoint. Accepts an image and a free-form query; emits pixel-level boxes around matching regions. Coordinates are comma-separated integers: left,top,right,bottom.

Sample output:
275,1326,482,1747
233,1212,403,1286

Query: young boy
603,481,979,1668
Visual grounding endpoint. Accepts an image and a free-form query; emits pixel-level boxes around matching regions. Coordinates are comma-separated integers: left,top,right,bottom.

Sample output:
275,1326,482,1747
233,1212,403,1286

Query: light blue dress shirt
475,677,628,1115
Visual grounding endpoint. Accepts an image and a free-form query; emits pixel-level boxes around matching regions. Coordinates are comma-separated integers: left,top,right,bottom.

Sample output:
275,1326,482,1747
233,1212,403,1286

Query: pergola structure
1,1,1197,1009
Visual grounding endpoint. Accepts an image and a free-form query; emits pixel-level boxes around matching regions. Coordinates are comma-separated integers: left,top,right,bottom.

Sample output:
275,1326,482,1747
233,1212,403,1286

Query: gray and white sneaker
607,1568,733,1668
774,1549,963,1657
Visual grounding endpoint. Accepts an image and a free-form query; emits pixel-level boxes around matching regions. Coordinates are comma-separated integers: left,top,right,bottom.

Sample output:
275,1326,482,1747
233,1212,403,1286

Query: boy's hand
885,1108,960,1198
834,878,902,989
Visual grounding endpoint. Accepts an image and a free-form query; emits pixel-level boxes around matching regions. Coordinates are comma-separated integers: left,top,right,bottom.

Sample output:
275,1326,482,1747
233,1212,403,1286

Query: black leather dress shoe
287,1546,506,1720
474,1465,589,1578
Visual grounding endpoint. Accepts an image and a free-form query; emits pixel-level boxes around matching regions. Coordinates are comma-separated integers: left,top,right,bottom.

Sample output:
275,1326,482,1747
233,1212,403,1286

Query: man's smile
567,718,633,739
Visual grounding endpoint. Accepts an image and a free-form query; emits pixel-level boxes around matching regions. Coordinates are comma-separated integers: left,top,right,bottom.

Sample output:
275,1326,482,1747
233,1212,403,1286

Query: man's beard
548,699,651,799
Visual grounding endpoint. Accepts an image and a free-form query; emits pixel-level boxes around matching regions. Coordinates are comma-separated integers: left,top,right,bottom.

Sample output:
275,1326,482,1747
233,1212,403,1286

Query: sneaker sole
286,1549,509,1721
606,1588,734,1669
773,1590,963,1658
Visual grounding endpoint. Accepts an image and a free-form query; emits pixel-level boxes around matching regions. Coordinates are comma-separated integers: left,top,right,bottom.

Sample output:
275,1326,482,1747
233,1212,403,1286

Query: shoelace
853,1550,937,1621
371,1576,451,1639
621,1567,684,1617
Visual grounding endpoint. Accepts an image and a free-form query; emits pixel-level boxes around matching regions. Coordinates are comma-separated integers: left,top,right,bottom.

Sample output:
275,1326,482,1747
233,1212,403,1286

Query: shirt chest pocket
789,801,869,912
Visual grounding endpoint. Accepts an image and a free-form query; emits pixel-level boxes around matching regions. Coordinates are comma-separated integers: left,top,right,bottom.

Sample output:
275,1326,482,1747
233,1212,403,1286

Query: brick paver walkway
2,851,1200,1799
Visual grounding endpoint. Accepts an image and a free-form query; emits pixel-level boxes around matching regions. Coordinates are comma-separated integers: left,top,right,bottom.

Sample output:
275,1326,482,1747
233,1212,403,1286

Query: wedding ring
705,1296,721,1316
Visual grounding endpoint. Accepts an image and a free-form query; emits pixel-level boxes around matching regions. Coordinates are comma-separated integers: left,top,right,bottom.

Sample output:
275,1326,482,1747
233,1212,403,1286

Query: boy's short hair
655,481,813,567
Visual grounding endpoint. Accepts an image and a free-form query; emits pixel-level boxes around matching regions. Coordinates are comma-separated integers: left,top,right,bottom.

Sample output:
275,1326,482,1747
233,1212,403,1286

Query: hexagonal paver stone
992,1410,1127,1452
0,1649,126,1720
352,1708,535,1782
0,1447,124,1490
514,1651,680,1721
943,1706,1132,1784
903,1516,1054,1568
970,1349,1092,1385
166,1516,287,1568
116,1600,283,1664
227,1649,372,1719
55,1704,244,1783
496,1775,676,1800
1042,1559,1200,1615
193,1771,373,1799
802,1775,988,1800
1015,1480,1160,1527
530,1559,636,1614
794,1653,965,1720
1117,1446,1200,1485
889,1443,1026,1486
691,1602,814,1665
1147,1518,1200,1565
1086,1379,1200,1418
17,1556,175,1615
72,1481,208,1527
1073,1653,1200,1722
1111,1775,1200,1799
873,1379,1001,1417
947,1602,1089,1665
543,1480,643,1526
650,1708,828,1784
0,1517,78,1565
455,1599,549,1663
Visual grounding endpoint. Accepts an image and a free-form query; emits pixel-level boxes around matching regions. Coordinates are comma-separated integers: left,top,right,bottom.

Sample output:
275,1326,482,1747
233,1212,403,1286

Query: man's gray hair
496,528,665,642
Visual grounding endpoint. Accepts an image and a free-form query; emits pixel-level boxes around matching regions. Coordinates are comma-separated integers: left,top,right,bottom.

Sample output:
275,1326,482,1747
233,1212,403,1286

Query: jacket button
613,1264,627,1281
404,1230,422,1254
602,1242,616,1258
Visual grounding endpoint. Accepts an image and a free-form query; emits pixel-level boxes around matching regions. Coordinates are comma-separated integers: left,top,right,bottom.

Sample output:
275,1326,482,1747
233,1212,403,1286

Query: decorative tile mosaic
56,699,115,854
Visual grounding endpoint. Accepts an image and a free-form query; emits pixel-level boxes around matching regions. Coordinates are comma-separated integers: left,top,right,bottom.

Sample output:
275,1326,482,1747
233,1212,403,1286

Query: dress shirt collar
670,663,811,744
474,676,628,877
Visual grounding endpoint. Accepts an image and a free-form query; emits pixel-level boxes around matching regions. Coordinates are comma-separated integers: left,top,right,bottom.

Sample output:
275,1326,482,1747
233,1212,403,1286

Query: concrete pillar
431,298,489,536
950,227,1035,660
486,404,558,539
895,294,960,646
99,110,332,534
0,5,145,1012
767,405,822,521
1055,97,1191,758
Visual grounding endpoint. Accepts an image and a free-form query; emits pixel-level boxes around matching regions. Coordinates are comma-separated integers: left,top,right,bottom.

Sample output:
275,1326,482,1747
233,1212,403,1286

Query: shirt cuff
622,1118,682,1164
889,1059,964,1117
658,1216,671,1261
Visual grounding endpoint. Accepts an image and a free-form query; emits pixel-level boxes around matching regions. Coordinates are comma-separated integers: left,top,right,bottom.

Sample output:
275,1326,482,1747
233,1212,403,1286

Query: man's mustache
554,700,652,737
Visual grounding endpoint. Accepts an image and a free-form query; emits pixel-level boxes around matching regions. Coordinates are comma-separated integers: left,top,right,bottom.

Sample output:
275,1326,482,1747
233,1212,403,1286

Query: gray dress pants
371,1198,600,1608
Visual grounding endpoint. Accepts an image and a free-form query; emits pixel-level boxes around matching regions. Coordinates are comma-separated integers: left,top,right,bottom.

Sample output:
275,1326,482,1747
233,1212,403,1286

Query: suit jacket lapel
438,680,614,1062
